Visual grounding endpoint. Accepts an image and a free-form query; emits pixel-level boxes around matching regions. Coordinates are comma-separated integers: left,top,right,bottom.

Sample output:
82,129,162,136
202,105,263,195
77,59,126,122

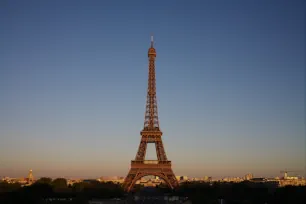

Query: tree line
0,178,305,204
0,177,124,204
174,181,306,204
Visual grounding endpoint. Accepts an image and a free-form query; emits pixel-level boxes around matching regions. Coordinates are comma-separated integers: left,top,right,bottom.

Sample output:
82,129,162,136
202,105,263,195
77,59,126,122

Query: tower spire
145,35,158,130
151,35,154,47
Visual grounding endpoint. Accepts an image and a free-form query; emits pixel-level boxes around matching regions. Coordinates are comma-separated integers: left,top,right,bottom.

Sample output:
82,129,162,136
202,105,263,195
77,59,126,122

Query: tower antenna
151,34,154,47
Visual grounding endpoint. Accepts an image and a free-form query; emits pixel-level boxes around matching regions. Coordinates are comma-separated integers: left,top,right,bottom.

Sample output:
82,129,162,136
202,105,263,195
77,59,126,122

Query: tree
73,182,86,192
0,181,21,193
35,177,52,185
52,178,68,192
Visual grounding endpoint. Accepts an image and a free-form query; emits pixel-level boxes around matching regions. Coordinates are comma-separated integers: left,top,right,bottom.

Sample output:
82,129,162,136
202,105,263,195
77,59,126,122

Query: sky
0,0,305,179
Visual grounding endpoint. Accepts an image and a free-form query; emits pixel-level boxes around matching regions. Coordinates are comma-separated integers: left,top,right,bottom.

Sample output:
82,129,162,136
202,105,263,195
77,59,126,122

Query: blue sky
0,0,305,179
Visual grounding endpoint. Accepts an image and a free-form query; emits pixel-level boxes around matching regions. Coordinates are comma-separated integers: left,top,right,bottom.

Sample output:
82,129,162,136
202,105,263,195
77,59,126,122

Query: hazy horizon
0,0,305,179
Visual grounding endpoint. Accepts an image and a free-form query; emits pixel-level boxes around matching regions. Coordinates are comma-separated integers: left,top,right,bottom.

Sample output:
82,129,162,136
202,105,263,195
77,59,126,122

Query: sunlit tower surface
122,36,178,192
28,169,34,182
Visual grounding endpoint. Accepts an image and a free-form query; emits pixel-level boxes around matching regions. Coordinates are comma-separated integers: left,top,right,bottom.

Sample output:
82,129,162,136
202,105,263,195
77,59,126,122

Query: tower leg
135,141,147,160
155,141,167,161
123,169,138,192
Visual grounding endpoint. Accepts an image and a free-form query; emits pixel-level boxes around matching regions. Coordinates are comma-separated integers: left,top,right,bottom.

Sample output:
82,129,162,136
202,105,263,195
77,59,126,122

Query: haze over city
0,0,305,180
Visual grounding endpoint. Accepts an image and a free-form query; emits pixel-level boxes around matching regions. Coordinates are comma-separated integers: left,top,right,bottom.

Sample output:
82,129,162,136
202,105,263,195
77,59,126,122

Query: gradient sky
0,0,305,179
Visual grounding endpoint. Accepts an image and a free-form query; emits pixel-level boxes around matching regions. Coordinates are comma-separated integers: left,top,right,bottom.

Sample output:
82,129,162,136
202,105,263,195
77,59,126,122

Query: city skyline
0,168,301,181
0,0,305,179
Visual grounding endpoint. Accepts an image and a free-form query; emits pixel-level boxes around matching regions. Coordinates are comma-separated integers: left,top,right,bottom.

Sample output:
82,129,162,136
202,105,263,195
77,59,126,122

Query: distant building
285,176,298,180
244,173,253,180
250,178,266,183
139,179,162,187
222,177,243,182
27,169,34,183
67,179,82,186
179,176,188,181
203,176,212,182
279,178,306,187
98,176,124,184
175,176,188,182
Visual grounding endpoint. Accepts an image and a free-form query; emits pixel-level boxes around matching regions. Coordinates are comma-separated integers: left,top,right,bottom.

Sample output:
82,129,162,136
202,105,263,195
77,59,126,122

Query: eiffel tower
122,36,179,192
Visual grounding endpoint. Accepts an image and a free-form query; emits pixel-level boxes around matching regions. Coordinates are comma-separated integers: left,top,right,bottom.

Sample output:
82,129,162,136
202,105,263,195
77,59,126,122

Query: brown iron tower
122,36,179,192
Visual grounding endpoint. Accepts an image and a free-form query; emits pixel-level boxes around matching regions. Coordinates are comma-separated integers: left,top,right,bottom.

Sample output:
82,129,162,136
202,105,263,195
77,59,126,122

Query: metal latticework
123,36,178,192
143,43,159,131
28,169,34,182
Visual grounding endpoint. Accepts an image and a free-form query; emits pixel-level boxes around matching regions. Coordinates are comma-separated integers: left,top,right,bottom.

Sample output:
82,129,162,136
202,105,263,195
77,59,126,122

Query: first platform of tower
148,35,156,57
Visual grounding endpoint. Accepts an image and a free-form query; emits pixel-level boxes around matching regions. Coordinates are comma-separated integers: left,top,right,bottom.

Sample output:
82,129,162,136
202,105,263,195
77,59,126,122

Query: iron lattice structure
122,37,178,192
28,169,34,182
